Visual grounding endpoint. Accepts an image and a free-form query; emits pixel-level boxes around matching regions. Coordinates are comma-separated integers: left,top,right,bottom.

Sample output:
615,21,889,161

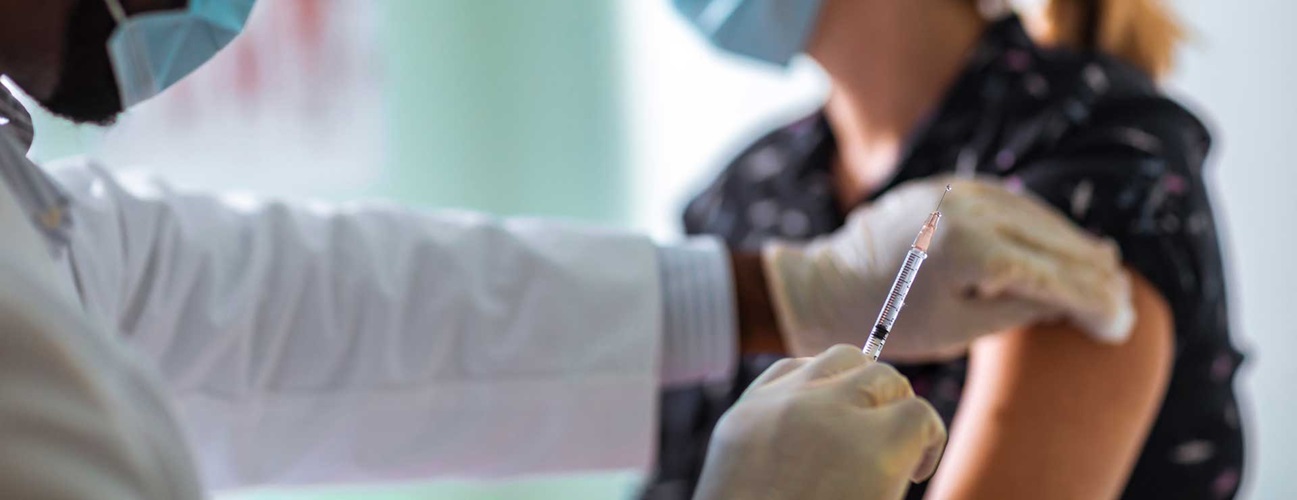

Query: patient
649,0,1246,498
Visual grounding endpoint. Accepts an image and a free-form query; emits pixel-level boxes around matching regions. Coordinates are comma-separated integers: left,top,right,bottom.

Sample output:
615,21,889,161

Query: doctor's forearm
729,250,787,356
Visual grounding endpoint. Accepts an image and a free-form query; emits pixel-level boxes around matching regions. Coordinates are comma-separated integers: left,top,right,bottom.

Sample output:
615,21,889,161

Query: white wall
623,1,1297,497
619,0,827,240
1170,1,1297,497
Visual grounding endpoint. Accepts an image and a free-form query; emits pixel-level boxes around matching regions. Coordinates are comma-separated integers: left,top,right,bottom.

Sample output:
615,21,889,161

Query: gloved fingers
994,243,1134,342
977,240,1107,312
968,262,1135,345
916,294,1051,346
992,220,1113,270
966,252,1043,299
862,180,942,222
876,296,1046,363
942,178,1112,266
959,296,1064,341
1060,267,1136,343
836,361,914,408
761,242,851,356
800,344,871,382
871,398,948,482
913,433,947,483
744,357,811,397
1011,254,1095,311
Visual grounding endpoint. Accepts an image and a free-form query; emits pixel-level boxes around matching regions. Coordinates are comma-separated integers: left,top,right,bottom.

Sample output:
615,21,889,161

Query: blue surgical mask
671,0,825,66
102,0,256,108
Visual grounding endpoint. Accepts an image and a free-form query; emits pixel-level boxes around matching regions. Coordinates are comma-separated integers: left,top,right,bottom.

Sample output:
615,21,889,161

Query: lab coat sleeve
49,159,664,490
656,238,738,387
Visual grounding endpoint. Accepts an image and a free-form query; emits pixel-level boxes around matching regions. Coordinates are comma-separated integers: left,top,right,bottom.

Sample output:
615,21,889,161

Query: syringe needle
935,184,952,212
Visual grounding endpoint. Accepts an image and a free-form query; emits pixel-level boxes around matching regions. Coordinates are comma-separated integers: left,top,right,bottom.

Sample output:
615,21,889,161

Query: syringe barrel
863,325,889,360
871,247,923,344
865,201,944,359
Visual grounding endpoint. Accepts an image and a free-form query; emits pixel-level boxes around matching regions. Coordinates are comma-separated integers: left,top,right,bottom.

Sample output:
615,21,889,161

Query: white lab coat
0,159,204,499
1,155,667,494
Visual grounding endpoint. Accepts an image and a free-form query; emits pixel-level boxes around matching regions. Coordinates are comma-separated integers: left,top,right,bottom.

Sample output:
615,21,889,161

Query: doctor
0,0,1130,498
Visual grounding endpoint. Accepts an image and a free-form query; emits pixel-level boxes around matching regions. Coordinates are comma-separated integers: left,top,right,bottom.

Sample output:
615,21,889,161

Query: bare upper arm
923,270,1174,499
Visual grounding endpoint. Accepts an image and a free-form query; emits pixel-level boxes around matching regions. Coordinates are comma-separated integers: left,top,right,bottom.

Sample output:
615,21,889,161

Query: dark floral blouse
644,15,1246,500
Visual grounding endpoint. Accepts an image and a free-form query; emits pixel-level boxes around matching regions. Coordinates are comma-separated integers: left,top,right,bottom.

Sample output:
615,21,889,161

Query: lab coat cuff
656,237,738,387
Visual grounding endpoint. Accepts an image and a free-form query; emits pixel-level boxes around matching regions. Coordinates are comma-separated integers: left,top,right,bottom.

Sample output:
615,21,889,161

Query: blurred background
14,0,1295,498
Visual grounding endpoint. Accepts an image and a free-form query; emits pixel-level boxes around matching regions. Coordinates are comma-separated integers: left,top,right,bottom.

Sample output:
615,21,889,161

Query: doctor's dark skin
0,0,791,355
0,0,184,124
730,254,786,353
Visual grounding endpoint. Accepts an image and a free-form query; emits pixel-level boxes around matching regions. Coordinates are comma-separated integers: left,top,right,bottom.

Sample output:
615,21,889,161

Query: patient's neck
809,0,987,207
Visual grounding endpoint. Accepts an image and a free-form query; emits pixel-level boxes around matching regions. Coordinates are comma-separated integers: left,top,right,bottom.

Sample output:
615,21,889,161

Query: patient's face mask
101,0,256,109
671,0,825,66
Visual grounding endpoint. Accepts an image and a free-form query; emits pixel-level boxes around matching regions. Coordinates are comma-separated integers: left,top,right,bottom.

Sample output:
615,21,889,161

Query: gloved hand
763,176,1133,361
693,345,947,500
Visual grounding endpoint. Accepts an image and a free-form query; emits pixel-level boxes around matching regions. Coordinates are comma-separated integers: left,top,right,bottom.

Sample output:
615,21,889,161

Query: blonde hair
1030,0,1185,80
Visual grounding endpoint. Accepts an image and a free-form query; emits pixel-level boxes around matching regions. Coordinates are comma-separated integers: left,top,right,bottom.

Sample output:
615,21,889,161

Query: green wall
244,1,636,498
379,0,628,225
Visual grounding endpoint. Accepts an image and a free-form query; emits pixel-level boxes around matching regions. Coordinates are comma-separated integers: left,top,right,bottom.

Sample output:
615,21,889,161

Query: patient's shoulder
927,270,1174,498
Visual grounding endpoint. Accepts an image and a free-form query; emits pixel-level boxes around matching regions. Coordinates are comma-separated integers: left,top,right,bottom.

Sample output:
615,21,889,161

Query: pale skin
926,271,1172,499
803,0,1174,497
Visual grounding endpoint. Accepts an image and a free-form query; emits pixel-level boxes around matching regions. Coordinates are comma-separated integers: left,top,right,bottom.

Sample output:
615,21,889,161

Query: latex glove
694,345,947,500
763,176,1133,361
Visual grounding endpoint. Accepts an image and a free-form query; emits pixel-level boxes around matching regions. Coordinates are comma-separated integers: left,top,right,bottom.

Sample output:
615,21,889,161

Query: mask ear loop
100,0,159,108
103,0,128,23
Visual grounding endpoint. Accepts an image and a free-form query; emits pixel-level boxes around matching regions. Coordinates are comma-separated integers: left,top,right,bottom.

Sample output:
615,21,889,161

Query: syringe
863,185,951,360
